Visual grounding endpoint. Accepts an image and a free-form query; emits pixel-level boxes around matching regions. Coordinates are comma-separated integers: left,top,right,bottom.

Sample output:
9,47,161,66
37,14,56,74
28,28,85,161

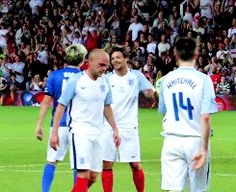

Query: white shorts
101,127,141,162
161,136,210,191
70,133,103,172
47,126,70,162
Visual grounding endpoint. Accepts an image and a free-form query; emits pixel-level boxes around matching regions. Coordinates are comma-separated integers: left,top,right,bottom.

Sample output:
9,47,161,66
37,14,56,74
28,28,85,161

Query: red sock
102,169,113,192
71,177,88,192
132,168,145,192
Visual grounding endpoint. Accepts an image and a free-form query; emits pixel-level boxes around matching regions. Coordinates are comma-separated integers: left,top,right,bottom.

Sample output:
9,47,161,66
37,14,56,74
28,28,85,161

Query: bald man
50,49,120,192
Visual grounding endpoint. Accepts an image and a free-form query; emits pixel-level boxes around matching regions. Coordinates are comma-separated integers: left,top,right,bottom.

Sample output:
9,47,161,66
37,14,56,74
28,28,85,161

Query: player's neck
179,60,195,68
85,70,98,81
67,65,79,69
115,67,128,77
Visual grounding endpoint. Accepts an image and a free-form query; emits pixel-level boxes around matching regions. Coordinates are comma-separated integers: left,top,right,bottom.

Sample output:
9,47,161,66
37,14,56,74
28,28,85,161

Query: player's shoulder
58,67,80,74
129,68,142,74
70,71,84,80
129,69,144,78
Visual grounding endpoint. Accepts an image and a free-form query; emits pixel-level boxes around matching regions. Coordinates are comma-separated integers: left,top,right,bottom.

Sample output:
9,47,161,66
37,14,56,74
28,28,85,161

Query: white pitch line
0,169,235,177
0,137,236,141
1,155,236,168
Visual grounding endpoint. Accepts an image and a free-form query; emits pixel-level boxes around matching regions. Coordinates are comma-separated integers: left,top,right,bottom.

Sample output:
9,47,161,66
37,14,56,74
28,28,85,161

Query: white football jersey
58,71,112,135
158,67,218,137
104,69,155,129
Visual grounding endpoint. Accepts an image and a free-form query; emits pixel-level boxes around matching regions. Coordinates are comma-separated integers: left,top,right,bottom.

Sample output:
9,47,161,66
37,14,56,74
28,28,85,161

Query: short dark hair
175,37,196,61
109,46,128,58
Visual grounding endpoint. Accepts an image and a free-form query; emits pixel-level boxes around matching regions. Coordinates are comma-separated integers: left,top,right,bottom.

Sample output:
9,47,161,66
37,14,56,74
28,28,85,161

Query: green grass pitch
0,106,235,191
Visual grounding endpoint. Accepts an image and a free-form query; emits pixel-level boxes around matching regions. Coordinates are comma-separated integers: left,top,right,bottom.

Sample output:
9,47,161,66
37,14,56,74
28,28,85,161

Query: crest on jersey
128,79,134,86
80,158,85,164
100,85,105,92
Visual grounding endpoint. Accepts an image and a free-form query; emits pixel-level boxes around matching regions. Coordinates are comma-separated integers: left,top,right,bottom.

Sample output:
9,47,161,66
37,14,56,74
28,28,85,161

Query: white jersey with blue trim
58,71,112,135
105,69,155,129
158,67,218,137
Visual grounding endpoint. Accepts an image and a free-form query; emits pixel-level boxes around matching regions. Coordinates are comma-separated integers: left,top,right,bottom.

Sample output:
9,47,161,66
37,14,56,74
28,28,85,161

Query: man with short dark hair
101,46,155,192
158,37,218,191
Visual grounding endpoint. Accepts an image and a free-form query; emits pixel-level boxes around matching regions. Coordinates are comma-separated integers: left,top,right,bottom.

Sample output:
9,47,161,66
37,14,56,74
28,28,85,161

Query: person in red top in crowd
80,58,89,71
85,28,99,52
210,65,222,92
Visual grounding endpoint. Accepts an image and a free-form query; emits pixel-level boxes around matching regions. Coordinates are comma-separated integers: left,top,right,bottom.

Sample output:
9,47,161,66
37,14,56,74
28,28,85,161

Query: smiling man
101,46,155,192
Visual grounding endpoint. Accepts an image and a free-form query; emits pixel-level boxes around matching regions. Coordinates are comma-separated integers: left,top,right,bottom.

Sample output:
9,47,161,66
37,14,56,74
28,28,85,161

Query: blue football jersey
45,67,80,126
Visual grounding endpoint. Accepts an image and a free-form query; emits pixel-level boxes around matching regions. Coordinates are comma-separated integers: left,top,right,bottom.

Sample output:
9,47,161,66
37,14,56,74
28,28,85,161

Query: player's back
45,67,80,126
159,67,216,137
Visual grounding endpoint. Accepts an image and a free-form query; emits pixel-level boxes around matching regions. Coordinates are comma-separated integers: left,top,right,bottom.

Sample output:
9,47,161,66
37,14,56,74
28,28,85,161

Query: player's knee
103,161,113,170
89,174,97,183
129,162,141,171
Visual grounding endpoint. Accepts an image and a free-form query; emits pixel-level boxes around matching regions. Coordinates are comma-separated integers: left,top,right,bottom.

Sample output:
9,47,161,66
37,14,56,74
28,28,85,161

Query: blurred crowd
0,0,235,95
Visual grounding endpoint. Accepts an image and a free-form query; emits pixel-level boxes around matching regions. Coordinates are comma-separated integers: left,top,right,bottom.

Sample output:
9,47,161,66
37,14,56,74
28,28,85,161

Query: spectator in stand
188,0,201,16
183,6,193,24
157,50,176,77
216,42,230,60
157,34,171,57
206,41,217,59
127,15,144,41
107,10,121,37
85,27,99,52
227,18,236,38
152,10,168,29
132,47,146,67
143,53,157,79
204,56,218,75
29,74,43,91
8,52,25,90
200,0,213,20
230,69,236,94
210,65,222,92
138,32,148,49
95,12,106,32
131,0,145,16
146,34,157,54
216,76,231,94
193,18,206,36
0,55,12,83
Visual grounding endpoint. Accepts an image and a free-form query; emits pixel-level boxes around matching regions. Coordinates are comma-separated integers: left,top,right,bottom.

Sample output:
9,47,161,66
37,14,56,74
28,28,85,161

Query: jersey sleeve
58,74,78,107
201,76,218,114
44,71,54,96
158,77,166,114
104,76,113,105
133,70,155,92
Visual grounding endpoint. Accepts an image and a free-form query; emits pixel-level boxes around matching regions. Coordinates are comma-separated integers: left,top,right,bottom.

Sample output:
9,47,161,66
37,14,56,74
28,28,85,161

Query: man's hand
35,126,43,141
50,133,59,151
191,150,208,170
113,129,120,147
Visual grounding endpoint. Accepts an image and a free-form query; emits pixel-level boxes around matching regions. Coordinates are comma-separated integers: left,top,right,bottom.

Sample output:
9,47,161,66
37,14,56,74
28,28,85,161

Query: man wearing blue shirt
35,44,87,192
